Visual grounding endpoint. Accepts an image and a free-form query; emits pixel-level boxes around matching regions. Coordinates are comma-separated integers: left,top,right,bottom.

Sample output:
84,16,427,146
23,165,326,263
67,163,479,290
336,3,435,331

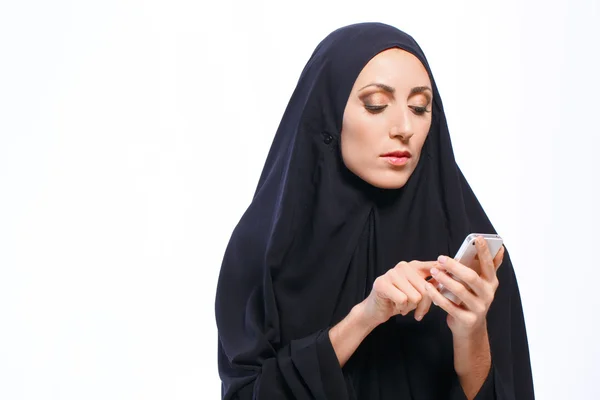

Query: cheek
343,111,384,151
414,120,432,150
344,115,368,143
342,112,369,152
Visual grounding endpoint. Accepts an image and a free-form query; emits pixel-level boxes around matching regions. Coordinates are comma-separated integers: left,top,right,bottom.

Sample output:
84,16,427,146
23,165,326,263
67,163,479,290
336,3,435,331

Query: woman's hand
331,260,437,367
425,236,505,339
362,260,437,327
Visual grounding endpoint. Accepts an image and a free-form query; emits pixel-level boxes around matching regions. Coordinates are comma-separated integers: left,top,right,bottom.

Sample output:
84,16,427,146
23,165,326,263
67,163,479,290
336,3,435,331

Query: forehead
353,48,431,88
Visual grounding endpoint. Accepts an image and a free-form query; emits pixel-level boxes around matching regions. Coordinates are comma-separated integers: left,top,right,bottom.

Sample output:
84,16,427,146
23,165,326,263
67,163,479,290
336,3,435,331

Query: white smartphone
437,233,504,305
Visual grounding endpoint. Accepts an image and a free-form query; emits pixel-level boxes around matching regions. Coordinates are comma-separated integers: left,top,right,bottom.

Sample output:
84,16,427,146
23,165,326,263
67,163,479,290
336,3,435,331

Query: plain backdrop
1,0,599,398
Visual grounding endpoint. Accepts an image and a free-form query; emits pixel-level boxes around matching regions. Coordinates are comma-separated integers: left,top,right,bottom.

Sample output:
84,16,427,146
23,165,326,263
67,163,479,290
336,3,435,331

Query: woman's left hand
425,236,505,339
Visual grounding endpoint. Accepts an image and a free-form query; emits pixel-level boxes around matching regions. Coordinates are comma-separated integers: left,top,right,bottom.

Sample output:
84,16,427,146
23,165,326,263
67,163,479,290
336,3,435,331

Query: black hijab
215,22,534,399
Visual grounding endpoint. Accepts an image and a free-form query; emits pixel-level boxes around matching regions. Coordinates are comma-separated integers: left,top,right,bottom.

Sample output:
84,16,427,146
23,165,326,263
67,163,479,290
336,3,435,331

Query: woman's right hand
362,260,438,326
330,260,438,367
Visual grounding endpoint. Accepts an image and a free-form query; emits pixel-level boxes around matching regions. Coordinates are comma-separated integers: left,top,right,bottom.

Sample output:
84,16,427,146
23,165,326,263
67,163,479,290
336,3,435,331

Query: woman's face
341,48,433,189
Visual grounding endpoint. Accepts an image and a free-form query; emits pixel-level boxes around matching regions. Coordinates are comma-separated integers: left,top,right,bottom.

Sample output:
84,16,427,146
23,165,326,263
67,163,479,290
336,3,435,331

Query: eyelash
364,104,431,116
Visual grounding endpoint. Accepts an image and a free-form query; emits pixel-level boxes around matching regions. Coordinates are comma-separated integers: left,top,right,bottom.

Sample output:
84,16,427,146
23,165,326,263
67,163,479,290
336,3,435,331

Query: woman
215,22,534,399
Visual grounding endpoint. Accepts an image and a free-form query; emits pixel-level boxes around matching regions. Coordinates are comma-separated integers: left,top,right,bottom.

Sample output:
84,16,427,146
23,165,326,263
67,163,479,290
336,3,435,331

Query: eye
409,105,431,116
364,104,388,114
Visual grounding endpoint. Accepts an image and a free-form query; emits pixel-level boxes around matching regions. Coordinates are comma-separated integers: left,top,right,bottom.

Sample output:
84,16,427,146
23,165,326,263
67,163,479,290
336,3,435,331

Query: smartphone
437,233,504,305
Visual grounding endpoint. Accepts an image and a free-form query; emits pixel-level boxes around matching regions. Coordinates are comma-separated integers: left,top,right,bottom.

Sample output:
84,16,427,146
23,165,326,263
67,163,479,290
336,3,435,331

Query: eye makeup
359,83,432,115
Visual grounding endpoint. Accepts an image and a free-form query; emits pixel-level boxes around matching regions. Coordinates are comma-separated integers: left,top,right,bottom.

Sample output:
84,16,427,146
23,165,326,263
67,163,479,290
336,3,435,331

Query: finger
389,269,422,306
407,266,431,294
493,245,505,271
414,293,432,321
424,281,470,319
475,236,495,281
407,269,431,321
376,278,409,314
406,260,440,278
427,277,440,288
437,256,486,298
409,260,438,268
430,268,479,311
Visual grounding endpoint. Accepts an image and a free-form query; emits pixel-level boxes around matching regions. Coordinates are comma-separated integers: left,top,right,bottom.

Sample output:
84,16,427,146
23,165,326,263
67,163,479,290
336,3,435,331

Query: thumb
493,246,505,271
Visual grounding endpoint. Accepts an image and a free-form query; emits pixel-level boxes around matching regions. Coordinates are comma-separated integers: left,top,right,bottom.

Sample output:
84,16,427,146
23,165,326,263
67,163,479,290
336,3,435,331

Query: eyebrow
359,83,395,93
358,83,432,95
410,86,433,95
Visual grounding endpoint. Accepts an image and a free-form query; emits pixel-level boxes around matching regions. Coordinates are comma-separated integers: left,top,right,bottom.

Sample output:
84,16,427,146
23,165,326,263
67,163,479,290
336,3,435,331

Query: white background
1,0,599,398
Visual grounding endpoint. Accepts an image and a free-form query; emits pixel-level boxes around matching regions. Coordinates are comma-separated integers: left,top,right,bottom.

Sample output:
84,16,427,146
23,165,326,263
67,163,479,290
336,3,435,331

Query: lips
381,150,412,167
381,150,412,158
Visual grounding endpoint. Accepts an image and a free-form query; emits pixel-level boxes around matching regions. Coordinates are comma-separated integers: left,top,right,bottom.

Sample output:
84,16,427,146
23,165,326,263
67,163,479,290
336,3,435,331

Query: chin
345,163,413,190
364,174,409,190
371,180,408,190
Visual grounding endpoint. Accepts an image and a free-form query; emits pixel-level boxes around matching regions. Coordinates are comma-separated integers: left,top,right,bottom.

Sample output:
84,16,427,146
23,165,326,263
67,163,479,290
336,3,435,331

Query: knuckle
406,298,418,308
395,261,408,271
397,293,408,305
493,277,500,288
490,278,500,292
485,291,496,306
463,270,479,286
413,292,423,304
373,277,385,292
391,268,403,281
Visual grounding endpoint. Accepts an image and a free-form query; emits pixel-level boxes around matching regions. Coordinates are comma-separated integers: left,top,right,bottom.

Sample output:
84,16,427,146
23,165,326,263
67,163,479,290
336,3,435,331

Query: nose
389,109,415,141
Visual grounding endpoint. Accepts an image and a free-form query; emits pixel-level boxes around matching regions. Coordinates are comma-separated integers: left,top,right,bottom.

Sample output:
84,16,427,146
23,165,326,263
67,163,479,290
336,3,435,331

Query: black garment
215,22,534,399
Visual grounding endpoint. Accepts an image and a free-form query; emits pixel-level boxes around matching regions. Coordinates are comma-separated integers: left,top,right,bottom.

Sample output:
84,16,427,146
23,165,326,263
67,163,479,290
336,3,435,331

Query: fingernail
430,267,439,276
415,314,423,321
433,300,439,306
438,255,447,264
